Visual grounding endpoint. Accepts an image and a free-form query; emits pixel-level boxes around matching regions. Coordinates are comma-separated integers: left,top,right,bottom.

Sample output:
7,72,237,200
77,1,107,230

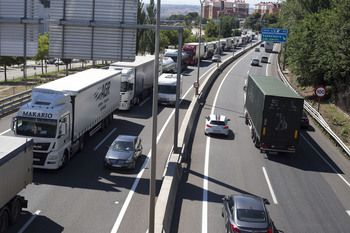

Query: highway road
0,42,257,233
171,43,350,233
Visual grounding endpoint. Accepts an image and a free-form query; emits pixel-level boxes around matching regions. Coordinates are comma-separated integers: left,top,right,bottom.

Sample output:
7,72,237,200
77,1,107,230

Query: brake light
224,126,228,129
206,124,211,127
231,224,240,232
261,142,268,148
266,227,273,233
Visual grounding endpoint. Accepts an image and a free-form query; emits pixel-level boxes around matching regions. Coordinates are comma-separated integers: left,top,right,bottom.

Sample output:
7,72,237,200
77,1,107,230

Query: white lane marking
94,128,117,151
347,210,350,217
301,134,350,188
0,128,11,135
18,210,41,233
262,167,278,204
202,50,254,233
139,97,150,107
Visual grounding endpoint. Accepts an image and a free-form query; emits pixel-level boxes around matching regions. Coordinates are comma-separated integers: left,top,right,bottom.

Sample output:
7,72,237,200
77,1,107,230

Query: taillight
266,227,273,233
206,124,211,127
224,126,228,129
231,224,240,232
261,142,268,148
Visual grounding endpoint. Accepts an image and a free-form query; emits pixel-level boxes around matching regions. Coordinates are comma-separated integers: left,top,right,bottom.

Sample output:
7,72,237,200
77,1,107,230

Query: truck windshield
159,85,176,94
16,116,57,138
121,82,129,92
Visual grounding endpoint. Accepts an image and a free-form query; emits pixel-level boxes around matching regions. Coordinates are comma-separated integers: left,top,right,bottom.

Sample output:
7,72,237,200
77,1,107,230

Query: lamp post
196,0,204,96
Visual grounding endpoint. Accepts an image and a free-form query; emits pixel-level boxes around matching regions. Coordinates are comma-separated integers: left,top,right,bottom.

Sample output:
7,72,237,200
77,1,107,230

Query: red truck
182,42,204,66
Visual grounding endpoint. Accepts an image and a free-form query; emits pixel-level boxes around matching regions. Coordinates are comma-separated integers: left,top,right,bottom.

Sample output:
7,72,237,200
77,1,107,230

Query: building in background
253,2,281,15
203,0,249,20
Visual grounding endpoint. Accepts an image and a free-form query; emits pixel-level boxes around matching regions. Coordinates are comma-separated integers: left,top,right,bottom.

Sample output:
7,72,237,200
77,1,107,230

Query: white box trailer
12,69,121,169
109,56,156,110
0,135,33,231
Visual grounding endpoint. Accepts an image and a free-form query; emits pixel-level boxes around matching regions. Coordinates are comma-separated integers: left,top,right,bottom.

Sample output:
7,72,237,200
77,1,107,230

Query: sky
142,0,264,6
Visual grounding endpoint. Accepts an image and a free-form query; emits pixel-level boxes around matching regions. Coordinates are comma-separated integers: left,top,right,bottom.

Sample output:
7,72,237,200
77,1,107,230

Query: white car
251,58,259,66
205,114,230,136
54,59,65,65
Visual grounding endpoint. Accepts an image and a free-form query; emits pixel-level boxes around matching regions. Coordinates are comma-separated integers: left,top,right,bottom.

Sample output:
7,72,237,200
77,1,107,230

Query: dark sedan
104,135,142,170
222,194,273,233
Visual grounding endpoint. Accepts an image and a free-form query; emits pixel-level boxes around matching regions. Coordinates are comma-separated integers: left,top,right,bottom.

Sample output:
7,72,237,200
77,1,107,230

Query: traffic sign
193,82,199,89
261,28,288,43
314,86,327,98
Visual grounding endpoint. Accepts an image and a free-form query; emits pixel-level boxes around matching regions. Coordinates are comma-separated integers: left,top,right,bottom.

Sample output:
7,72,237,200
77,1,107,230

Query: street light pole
196,0,204,96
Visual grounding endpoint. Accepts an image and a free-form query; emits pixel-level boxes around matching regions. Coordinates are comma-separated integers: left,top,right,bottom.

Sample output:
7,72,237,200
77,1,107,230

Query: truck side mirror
11,117,17,131
243,85,247,91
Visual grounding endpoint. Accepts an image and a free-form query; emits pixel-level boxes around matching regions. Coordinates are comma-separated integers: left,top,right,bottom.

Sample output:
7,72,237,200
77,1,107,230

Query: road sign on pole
315,85,327,98
261,28,288,43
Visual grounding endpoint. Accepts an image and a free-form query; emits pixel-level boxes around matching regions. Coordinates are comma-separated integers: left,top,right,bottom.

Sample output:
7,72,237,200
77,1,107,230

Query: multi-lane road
171,43,350,233
2,40,350,233
0,43,254,233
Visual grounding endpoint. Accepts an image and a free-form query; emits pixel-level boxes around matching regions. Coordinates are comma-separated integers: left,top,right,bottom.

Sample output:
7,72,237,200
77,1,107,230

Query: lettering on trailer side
94,81,111,112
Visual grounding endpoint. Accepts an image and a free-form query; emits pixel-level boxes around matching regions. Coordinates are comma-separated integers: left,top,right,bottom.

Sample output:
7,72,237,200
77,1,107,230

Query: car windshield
111,141,134,151
210,120,225,126
236,209,266,223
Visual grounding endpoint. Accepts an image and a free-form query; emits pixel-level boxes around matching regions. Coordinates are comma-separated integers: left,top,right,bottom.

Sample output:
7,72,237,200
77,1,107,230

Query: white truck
158,73,183,105
109,56,156,110
265,41,274,53
11,69,121,169
0,135,33,232
203,42,215,60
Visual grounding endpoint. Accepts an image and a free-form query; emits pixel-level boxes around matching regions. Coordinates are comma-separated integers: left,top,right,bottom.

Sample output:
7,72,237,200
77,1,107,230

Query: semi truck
109,56,156,110
158,73,183,105
203,42,215,60
265,41,274,53
244,75,304,153
164,49,188,72
0,135,33,232
11,68,121,169
182,42,204,65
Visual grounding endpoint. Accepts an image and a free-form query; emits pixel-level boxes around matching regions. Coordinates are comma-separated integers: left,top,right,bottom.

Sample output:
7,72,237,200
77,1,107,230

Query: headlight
126,156,133,163
48,155,58,160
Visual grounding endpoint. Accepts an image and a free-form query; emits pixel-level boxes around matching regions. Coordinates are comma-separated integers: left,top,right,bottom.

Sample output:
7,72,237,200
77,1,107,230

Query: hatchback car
261,56,268,63
251,58,260,66
222,194,274,233
212,54,221,62
205,114,230,136
301,110,309,129
104,135,142,170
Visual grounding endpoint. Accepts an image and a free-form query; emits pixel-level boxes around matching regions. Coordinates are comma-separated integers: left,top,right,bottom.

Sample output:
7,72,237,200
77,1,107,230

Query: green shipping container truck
244,75,304,153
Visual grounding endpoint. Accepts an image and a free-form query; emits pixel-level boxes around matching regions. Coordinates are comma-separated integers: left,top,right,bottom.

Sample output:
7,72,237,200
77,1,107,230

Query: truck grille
34,142,50,151
33,152,48,166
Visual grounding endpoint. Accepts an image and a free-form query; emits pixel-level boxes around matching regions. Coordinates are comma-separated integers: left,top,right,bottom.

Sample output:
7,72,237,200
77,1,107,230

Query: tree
204,19,218,38
136,0,147,55
0,57,24,82
33,33,49,75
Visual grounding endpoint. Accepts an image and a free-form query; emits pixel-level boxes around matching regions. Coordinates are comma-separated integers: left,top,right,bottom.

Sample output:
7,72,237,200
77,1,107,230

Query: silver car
104,135,142,170
222,194,274,233
205,114,230,136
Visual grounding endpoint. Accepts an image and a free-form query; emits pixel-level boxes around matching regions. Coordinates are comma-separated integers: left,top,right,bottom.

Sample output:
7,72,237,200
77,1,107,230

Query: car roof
115,135,138,142
208,114,227,122
234,195,264,211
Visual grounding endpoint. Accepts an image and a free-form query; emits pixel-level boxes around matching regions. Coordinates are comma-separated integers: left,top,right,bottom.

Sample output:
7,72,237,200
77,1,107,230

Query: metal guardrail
0,90,32,117
277,53,350,157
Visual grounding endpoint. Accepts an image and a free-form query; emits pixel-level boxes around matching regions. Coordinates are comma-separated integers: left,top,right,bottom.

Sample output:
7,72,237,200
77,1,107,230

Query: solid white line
202,51,254,232
18,210,41,233
0,128,11,135
262,167,278,204
301,134,350,188
139,97,150,107
347,210,350,217
94,128,117,151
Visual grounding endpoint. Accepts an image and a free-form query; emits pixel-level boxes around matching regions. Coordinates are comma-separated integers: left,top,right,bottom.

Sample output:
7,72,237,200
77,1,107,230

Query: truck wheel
0,209,9,233
9,197,22,225
62,151,69,167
